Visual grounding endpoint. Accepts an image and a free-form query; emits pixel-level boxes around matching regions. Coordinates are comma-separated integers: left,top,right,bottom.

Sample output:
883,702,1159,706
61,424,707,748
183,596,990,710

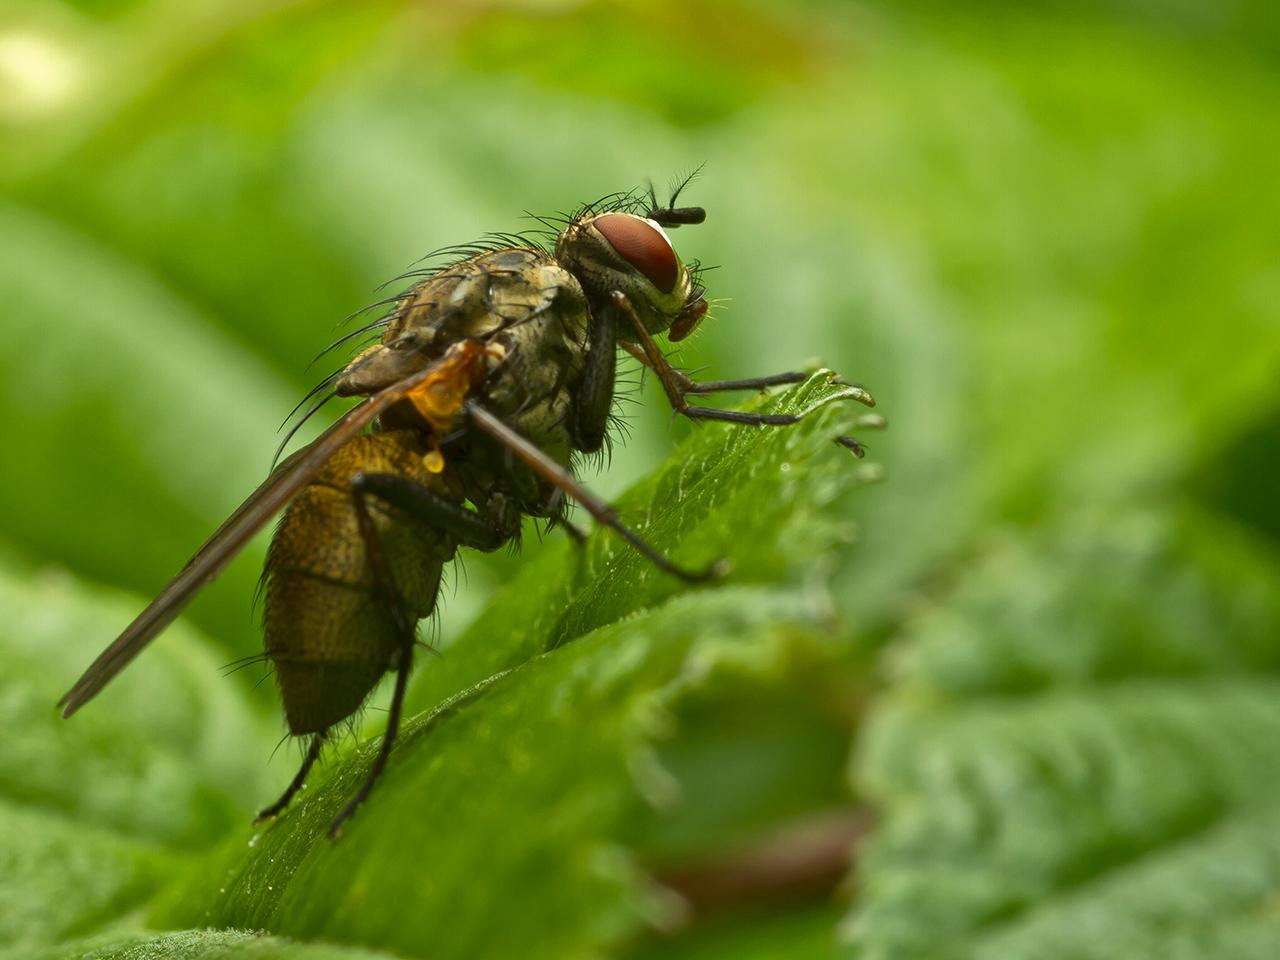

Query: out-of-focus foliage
0,0,1277,958
850,512,1280,958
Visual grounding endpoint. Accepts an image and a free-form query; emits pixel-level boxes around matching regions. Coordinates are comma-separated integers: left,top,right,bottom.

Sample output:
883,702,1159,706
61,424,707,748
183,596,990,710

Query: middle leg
255,732,325,824
325,480,422,839
466,402,723,582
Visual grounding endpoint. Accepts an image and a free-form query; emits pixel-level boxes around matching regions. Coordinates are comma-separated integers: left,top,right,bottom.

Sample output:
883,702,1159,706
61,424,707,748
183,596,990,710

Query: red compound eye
593,214,678,293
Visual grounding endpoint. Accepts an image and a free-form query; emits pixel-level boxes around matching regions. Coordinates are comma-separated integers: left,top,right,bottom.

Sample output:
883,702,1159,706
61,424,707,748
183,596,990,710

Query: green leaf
0,800,171,953
845,510,1280,959
153,377,875,960
0,560,280,951
625,903,847,960
954,808,1280,960
0,201,297,656
6,928,406,960
408,372,873,714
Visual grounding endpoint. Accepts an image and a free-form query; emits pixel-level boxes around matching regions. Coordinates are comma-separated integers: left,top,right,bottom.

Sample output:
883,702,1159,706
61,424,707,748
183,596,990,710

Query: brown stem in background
652,807,871,922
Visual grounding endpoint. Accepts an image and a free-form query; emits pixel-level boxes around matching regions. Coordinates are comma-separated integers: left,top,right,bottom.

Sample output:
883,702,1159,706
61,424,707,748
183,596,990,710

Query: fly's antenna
646,163,707,227
667,163,705,207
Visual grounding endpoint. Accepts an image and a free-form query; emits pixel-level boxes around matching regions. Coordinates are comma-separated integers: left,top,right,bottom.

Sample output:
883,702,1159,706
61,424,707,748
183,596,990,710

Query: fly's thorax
335,249,584,396
388,249,560,343
482,291,588,411
555,212,705,340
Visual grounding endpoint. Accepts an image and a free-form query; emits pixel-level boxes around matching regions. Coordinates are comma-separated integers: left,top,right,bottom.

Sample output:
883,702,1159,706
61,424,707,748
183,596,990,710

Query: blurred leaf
455,0,815,125
0,201,297,655
0,561,280,844
845,510,1280,959
0,559,280,952
1192,397,1280,550
950,809,1280,960
626,903,845,960
0,800,172,953
1,0,1278,957
627,656,859,866
890,510,1280,695
3,3,398,365
687,4,1280,624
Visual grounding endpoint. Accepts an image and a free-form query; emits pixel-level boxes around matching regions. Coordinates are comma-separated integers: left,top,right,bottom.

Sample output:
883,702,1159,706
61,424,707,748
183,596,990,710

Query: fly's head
556,200,709,343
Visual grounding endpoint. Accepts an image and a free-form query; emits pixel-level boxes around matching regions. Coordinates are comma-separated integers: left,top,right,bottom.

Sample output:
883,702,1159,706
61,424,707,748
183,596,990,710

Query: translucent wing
58,354,459,718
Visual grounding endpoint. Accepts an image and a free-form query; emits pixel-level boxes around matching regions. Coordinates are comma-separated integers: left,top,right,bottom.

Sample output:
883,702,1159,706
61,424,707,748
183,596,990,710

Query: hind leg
255,731,325,823
323,475,434,839
326,641,412,839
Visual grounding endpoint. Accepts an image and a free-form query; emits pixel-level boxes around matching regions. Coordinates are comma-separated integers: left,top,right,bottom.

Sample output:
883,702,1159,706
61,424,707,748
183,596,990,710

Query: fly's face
555,212,708,343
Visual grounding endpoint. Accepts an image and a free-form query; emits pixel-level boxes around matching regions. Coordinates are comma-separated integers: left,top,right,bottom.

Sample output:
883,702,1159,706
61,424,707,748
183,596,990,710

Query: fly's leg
614,293,878,449
544,298,611,545
349,473,517,552
326,478,422,839
255,732,325,824
545,490,590,545
325,473,520,838
613,293,807,426
570,300,618,454
621,342,811,397
832,417,889,459
467,402,724,582
327,642,410,840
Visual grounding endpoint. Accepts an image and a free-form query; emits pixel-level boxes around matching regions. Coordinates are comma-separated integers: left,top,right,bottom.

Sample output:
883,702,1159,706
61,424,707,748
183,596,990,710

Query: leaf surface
157,377,875,960
845,511,1280,959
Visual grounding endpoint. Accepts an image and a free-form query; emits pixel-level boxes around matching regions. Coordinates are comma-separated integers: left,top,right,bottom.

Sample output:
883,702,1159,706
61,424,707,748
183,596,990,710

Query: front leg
569,301,618,453
614,292,875,425
613,294,880,453
467,402,724,583
621,341,815,404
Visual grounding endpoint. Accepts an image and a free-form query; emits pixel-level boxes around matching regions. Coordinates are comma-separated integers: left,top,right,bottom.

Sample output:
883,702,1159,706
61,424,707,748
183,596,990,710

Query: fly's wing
58,355,456,718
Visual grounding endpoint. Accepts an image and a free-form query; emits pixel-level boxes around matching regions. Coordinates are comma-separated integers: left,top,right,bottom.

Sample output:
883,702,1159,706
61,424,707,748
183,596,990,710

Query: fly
59,174,877,837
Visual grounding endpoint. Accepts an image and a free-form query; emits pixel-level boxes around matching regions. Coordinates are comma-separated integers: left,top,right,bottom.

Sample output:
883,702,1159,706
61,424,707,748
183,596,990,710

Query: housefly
59,175,877,836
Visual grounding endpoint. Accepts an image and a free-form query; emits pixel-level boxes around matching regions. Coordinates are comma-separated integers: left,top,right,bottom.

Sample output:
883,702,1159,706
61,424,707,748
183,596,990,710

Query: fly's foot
835,414,888,459
254,733,324,827
836,436,867,459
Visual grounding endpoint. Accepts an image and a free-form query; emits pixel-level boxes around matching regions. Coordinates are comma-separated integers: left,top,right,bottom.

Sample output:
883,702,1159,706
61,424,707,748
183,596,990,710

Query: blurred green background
1,0,1278,958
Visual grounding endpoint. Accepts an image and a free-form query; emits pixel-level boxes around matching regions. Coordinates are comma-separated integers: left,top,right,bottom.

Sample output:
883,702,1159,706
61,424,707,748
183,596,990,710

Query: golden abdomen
263,432,456,734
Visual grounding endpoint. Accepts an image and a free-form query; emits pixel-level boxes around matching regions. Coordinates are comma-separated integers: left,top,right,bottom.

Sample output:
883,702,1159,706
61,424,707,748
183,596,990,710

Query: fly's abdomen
263,433,455,734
